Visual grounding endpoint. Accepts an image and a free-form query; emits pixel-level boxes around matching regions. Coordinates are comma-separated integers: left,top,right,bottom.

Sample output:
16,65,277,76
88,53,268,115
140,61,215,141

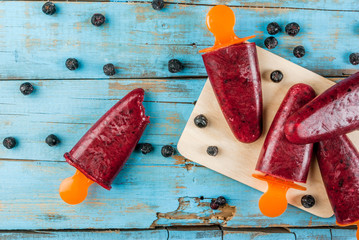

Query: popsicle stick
177,46,359,218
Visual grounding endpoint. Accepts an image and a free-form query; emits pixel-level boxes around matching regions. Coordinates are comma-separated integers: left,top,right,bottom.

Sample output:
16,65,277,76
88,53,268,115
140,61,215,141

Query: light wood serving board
178,46,359,218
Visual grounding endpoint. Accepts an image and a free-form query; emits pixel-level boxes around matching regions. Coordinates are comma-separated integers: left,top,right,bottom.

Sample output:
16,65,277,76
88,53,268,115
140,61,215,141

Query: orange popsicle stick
199,5,255,53
336,220,359,240
59,169,94,205
253,173,306,218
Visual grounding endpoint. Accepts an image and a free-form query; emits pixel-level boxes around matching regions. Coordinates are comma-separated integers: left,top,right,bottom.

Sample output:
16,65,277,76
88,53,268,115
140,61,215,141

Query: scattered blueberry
161,145,175,157
168,59,184,73
349,53,359,65
264,37,278,49
210,199,219,210
91,13,105,27
301,195,315,208
267,22,281,35
216,196,226,206
139,143,153,154
152,0,164,10
285,22,300,37
207,146,218,156
45,134,60,146
194,114,208,128
65,58,79,70
42,2,56,15
20,82,34,95
3,137,16,149
270,70,284,83
103,63,116,76
293,46,305,58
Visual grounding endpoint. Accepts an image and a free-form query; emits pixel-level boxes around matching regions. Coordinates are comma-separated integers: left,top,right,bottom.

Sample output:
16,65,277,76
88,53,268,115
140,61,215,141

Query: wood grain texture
0,230,168,240
331,229,357,240
3,0,359,11
224,230,295,240
0,160,336,230
0,2,356,79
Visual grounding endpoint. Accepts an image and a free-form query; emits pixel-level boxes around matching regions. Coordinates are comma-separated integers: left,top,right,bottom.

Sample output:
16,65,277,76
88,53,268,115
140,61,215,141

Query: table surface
0,0,358,239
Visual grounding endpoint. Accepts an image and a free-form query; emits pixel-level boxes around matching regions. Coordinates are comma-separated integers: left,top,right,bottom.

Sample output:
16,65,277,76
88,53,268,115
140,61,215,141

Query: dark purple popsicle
317,135,359,225
256,84,316,182
202,42,262,143
285,71,359,144
64,88,150,190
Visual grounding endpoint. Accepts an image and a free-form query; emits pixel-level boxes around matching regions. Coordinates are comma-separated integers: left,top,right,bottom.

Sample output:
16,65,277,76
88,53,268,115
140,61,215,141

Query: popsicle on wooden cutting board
253,84,316,217
317,135,359,240
59,88,150,205
285,71,359,144
200,5,262,143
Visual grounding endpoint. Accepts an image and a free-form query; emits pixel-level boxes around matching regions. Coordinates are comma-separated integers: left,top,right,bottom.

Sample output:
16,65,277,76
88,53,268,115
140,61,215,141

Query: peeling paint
172,155,194,171
150,197,236,228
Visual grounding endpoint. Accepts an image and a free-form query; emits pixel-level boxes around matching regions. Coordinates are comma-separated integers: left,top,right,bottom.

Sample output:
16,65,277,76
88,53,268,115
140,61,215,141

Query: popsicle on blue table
253,84,316,217
59,88,150,205
317,135,359,240
200,5,262,143
285,71,359,144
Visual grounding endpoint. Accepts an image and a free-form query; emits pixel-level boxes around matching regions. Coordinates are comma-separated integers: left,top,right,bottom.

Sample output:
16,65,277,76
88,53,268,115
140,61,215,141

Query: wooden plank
0,230,168,240
224,230,295,240
0,2,356,79
290,228,331,240
0,160,336,230
3,0,359,11
0,78,201,161
331,229,357,240
168,228,222,239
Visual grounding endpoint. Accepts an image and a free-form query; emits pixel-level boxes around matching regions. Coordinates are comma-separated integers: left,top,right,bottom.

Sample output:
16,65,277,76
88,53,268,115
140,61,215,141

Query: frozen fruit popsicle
59,88,150,205
253,84,316,217
285,71,359,144
200,5,262,143
317,135,359,239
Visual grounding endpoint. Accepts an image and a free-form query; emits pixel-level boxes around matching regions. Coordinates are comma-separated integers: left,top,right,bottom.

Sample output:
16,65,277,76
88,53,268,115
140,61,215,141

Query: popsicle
200,5,262,143
59,88,150,205
253,84,316,217
317,135,359,239
285,71,359,144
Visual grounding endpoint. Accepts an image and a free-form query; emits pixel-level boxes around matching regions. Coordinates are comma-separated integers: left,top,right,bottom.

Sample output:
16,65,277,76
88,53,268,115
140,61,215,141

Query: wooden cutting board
178,46,359,218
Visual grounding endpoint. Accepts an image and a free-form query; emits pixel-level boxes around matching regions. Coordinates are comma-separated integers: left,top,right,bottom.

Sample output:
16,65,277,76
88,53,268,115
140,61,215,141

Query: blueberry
45,134,60,147
293,46,305,58
207,146,218,156
210,199,219,210
65,58,79,70
20,82,34,95
349,53,359,65
103,63,116,76
264,37,278,49
301,195,315,208
267,22,281,35
270,70,283,83
42,2,56,15
216,196,226,206
3,137,16,149
152,0,164,10
161,145,175,157
194,114,208,128
91,13,105,27
285,22,300,37
139,143,153,154
168,59,184,73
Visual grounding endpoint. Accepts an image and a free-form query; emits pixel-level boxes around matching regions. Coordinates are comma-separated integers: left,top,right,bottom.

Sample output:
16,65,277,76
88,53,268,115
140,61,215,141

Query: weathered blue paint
331,229,357,240
0,230,168,240
0,2,356,79
169,229,222,239
224,230,295,240
290,228,331,239
0,160,336,229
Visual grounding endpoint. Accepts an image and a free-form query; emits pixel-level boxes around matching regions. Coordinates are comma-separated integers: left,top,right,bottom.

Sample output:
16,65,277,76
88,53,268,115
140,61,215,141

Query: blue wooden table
0,0,358,239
